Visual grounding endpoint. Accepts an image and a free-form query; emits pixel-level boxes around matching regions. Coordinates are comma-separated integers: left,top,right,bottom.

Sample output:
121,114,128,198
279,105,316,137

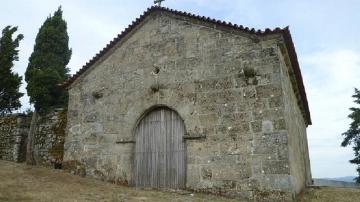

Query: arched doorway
134,107,186,189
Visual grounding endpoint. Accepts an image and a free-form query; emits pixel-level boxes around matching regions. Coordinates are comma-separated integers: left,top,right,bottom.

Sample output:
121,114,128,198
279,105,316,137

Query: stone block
262,120,274,133
256,174,293,193
199,114,218,126
253,109,283,121
187,164,201,187
201,166,213,180
251,121,262,133
217,103,237,114
269,96,283,108
252,132,288,158
274,119,286,130
212,164,251,181
262,160,290,175
97,133,118,144
256,84,282,98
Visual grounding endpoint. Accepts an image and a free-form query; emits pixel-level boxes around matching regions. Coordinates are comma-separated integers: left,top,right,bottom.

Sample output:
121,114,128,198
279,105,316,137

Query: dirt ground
1,160,360,202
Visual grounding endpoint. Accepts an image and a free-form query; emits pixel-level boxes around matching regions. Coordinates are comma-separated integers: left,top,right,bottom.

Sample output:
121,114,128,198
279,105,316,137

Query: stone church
62,6,312,200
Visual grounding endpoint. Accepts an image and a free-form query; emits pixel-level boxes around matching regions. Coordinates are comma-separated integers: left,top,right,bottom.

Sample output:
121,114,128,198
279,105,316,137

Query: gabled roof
61,6,311,125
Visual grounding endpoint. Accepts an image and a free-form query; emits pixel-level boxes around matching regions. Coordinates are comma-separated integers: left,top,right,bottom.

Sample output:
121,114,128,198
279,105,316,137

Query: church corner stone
62,10,312,201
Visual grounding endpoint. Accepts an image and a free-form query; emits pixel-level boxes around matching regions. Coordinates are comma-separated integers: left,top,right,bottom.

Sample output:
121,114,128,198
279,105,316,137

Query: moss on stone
0,116,18,125
48,109,67,163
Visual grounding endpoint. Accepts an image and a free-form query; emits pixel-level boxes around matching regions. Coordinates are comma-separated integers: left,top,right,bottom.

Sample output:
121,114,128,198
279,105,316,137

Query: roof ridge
155,6,286,35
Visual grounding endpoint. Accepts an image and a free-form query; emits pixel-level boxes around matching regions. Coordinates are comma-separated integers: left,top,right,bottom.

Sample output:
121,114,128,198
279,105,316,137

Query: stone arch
132,106,187,188
131,104,188,137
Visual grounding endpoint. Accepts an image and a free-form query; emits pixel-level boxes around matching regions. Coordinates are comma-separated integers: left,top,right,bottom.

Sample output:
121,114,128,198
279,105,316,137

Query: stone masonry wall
279,49,312,194
64,11,309,201
0,114,30,162
32,109,67,167
0,109,67,167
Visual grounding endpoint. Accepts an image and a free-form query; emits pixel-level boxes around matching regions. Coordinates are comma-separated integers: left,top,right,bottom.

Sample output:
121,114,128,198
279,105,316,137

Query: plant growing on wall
243,67,258,85
342,88,360,183
0,26,24,115
25,6,72,113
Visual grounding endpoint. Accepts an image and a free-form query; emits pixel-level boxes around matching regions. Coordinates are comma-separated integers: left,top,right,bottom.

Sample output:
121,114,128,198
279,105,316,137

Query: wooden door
134,108,186,189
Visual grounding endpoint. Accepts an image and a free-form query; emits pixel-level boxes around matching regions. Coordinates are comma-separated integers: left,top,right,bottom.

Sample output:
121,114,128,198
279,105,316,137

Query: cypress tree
25,6,71,113
342,88,360,183
0,26,24,115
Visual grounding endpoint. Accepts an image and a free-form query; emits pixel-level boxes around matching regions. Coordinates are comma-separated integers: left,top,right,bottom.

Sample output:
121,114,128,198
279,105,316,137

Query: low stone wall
0,109,67,168
0,114,31,162
32,109,67,167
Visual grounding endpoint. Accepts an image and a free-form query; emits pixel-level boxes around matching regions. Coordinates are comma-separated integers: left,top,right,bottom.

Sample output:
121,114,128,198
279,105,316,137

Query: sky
1,0,360,178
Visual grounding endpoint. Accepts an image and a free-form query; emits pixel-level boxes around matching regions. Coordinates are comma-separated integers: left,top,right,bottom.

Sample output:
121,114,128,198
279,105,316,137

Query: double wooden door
134,108,186,188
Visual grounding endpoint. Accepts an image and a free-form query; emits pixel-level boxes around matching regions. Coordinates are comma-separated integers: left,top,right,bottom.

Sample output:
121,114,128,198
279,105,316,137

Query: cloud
301,49,360,177
303,50,360,89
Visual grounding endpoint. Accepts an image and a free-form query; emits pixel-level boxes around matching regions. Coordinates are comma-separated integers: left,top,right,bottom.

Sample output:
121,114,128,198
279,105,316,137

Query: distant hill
324,176,357,182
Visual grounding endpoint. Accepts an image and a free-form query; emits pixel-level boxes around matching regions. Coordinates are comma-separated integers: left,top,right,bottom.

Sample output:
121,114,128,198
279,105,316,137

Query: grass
0,160,241,202
296,186,360,202
1,160,359,202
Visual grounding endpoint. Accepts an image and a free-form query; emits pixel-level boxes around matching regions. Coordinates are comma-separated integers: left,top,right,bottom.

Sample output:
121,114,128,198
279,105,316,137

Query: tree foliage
25,6,71,113
0,26,24,115
342,88,360,183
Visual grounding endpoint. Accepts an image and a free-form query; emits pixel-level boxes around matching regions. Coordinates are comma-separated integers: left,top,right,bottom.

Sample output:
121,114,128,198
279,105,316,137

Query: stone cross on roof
154,0,165,7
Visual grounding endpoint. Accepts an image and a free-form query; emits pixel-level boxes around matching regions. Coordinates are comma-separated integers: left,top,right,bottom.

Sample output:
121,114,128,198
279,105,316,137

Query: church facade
62,6,312,200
